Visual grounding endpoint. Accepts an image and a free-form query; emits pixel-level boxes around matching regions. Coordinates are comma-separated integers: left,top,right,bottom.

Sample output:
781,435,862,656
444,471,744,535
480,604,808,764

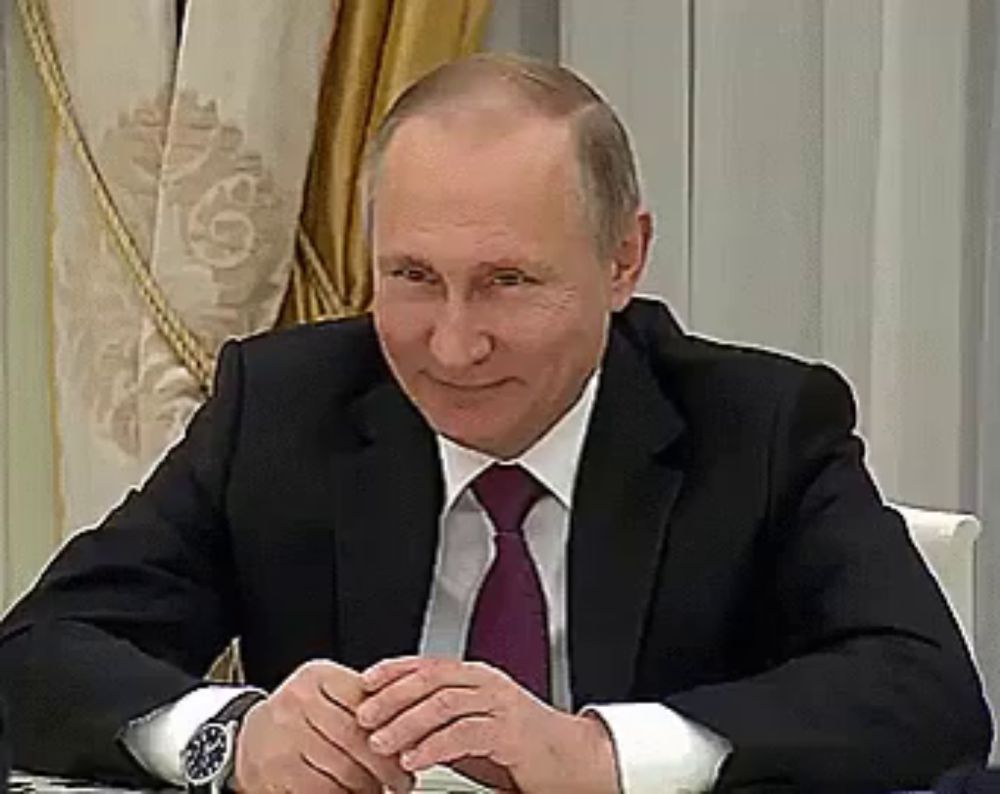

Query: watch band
210,690,267,728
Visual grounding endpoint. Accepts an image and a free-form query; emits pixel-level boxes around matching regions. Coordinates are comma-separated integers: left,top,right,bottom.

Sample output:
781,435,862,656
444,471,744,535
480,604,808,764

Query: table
7,772,943,793
10,766,490,793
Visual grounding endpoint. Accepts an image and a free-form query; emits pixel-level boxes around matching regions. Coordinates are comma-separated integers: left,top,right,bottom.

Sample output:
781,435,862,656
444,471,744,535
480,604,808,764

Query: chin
434,420,510,457
441,424,499,452
420,394,529,454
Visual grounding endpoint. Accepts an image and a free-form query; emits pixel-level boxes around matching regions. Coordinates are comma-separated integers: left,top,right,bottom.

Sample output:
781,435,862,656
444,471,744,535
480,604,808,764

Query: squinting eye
392,266,432,283
491,270,530,287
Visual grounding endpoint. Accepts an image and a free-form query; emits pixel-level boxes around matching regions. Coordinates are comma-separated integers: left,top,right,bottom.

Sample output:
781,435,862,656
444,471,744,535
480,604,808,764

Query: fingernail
369,731,388,752
400,751,417,771
356,704,374,727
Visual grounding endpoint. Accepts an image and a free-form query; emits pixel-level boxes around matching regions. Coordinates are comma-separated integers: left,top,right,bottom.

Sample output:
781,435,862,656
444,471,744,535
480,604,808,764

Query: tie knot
471,464,546,535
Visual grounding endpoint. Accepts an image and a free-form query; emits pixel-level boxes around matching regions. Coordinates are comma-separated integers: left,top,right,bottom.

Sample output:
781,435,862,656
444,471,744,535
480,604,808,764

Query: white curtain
26,0,336,537
977,0,1000,760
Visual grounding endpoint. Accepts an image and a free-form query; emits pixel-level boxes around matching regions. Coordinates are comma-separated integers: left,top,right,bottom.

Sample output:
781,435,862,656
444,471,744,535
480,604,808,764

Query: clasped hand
233,657,618,793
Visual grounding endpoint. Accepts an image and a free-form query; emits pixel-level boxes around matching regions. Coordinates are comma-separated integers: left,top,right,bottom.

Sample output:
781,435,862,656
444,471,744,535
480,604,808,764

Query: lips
425,373,508,391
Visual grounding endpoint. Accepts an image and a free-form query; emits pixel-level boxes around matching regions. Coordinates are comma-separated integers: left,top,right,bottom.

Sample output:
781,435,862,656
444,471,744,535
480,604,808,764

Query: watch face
183,722,232,786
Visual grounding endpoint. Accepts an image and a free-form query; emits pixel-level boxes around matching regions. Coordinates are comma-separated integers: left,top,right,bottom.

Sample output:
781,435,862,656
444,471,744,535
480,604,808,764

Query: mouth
424,373,510,392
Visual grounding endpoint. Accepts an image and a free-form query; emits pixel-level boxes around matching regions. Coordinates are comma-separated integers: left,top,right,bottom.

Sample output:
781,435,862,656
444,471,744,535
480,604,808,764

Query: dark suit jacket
0,697,8,794
0,299,990,791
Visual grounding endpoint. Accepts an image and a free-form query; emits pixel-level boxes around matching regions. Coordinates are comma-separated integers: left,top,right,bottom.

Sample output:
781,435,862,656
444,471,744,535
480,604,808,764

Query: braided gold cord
19,0,352,381
18,0,213,392
296,224,351,318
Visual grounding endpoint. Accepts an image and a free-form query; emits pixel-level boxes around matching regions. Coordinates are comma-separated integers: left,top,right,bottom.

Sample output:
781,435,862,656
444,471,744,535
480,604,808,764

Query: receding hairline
361,53,642,258
391,52,608,115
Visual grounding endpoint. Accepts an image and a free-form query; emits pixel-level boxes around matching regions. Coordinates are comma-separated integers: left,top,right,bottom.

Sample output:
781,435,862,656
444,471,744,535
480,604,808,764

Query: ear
609,210,652,311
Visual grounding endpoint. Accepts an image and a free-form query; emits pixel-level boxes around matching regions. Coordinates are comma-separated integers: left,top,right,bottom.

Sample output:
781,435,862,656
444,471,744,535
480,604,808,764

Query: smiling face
371,105,645,459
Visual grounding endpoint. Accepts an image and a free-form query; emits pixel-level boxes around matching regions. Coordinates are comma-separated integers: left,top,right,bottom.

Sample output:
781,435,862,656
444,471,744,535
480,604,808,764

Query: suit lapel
331,379,443,672
568,324,686,707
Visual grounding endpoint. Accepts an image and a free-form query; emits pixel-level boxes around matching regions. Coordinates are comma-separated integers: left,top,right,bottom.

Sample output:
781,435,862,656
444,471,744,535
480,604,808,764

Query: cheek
374,303,431,364
496,290,600,362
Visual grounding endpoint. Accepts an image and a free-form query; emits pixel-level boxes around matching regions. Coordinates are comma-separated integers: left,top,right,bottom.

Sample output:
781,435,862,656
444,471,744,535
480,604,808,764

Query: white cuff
584,703,731,794
121,685,265,785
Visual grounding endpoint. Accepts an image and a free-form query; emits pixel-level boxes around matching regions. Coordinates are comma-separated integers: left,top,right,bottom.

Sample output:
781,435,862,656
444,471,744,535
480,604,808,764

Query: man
0,54,991,793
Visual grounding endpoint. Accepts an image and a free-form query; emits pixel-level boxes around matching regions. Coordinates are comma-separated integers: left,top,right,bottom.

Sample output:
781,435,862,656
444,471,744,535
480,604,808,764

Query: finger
361,656,426,692
319,679,360,716
369,687,490,756
309,664,366,714
298,721,383,794
358,659,493,730
398,716,497,773
306,692,415,793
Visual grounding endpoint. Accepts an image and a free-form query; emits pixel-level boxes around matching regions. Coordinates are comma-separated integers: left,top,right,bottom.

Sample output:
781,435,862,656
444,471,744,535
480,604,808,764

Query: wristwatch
182,691,265,793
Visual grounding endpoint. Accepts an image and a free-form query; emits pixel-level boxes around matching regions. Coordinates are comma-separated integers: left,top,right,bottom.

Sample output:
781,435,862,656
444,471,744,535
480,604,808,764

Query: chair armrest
891,504,981,653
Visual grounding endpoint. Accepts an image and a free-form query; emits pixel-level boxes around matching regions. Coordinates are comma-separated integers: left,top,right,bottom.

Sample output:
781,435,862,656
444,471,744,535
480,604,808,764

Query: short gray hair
360,53,641,260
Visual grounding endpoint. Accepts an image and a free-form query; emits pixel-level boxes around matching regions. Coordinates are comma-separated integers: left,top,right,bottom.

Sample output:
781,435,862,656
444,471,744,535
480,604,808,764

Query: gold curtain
285,0,492,324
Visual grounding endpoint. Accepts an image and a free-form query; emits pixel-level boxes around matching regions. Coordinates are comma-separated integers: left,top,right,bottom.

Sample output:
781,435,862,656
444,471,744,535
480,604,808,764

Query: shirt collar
437,371,601,513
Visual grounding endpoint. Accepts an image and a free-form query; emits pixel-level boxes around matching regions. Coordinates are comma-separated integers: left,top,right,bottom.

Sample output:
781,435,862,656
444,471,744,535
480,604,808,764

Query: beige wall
1,4,58,609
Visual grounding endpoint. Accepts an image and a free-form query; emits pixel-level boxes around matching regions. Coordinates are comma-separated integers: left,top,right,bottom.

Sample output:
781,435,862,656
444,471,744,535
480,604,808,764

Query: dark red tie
465,464,551,701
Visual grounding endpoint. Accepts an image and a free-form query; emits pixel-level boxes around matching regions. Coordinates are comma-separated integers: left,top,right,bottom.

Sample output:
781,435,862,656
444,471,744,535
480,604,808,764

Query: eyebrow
376,254,433,270
484,257,548,271
376,254,555,277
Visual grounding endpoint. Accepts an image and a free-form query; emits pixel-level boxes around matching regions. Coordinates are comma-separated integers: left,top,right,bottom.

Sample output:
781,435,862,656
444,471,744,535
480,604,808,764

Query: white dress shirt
124,372,730,792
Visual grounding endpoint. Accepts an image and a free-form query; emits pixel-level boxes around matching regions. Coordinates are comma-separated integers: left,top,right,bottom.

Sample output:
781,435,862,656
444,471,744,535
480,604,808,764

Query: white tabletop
11,766,490,793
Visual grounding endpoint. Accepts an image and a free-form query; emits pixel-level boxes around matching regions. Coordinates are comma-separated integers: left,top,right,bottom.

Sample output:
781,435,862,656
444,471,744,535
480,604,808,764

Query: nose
428,299,492,371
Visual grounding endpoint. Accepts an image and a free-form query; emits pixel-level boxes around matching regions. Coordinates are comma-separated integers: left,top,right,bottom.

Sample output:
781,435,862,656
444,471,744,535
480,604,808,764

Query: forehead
373,111,584,250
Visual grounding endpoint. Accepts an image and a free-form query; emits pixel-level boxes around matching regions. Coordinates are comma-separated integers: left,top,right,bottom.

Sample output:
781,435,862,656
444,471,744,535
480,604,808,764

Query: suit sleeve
663,364,992,793
0,341,248,785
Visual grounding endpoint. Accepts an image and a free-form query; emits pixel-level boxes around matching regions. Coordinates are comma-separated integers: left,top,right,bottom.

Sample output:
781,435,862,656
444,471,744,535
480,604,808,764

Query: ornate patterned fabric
37,0,336,536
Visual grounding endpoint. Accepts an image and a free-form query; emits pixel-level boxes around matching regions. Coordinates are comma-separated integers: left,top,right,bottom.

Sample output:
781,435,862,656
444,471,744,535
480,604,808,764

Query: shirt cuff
121,685,266,785
583,703,731,794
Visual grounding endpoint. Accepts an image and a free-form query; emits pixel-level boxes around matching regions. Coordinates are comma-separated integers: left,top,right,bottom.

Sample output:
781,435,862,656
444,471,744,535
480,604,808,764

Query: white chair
892,503,981,654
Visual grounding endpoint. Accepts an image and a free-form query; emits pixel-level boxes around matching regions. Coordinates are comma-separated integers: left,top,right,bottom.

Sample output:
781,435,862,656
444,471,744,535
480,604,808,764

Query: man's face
371,109,641,459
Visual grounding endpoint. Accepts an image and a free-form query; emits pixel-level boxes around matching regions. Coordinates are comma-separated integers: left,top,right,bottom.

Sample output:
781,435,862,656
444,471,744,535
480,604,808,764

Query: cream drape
19,0,337,538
